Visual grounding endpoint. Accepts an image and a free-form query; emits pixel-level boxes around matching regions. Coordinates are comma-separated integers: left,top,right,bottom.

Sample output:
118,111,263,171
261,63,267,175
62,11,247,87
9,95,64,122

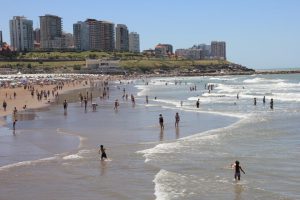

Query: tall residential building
211,41,226,60
0,30,3,46
85,19,101,50
73,19,114,51
129,32,140,53
9,16,33,51
73,21,90,50
100,21,115,51
40,14,64,49
191,43,211,58
115,24,129,51
33,28,40,43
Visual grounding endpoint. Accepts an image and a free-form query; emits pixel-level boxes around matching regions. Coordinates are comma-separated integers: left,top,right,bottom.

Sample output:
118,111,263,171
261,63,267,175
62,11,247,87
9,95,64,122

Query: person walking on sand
232,160,245,181
159,114,164,130
99,145,107,161
175,112,180,127
2,100,7,111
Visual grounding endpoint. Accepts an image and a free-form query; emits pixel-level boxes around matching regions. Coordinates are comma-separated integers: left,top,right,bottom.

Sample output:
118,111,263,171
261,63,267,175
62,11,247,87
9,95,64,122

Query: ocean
0,73,299,200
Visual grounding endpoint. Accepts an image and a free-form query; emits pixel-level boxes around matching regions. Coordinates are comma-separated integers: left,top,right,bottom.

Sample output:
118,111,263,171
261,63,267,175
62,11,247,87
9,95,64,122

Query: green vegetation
120,59,229,73
0,51,233,74
2,51,145,60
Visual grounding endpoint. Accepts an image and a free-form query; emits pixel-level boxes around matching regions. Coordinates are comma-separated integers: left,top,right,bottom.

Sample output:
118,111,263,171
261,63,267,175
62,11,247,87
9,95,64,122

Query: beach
0,73,300,200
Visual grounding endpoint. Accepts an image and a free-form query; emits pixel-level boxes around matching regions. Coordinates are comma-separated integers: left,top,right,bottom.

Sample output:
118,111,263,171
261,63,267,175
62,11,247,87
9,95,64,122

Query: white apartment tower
9,16,33,51
129,32,140,53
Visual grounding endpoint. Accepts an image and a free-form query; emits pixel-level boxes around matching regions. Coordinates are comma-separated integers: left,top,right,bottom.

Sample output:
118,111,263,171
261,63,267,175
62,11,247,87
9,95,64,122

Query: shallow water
0,74,299,200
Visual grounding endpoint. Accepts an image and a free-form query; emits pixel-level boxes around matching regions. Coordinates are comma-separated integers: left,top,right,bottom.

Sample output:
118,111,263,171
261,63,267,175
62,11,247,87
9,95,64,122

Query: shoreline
0,74,119,126
0,83,91,126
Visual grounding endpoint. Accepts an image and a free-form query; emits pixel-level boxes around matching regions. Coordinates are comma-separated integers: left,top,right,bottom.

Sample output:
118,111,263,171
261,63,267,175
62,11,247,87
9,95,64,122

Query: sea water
0,74,299,200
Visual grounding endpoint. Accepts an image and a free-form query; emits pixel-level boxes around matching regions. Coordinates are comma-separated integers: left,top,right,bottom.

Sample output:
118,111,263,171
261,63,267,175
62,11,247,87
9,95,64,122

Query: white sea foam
0,156,58,172
243,77,285,84
135,84,149,96
154,99,181,107
209,77,237,81
153,169,188,200
62,154,83,160
56,128,86,148
138,113,251,163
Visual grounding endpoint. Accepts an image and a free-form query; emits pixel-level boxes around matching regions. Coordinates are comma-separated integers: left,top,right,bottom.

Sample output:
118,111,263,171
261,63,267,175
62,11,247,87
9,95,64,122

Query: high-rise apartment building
40,14,64,49
73,19,114,51
73,21,90,51
85,19,101,50
9,16,33,51
100,21,115,51
115,24,129,51
211,41,226,60
33,28,40,43
129,32,140,53
191,44,211,58
0,30,3,46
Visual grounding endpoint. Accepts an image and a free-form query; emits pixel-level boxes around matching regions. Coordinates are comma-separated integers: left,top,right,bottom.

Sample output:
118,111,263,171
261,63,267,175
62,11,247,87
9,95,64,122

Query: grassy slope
0,51,230,72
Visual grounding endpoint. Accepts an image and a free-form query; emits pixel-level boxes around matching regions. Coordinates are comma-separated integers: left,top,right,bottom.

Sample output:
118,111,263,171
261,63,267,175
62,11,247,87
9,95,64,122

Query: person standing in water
84,97,88,110
63,99,68,110
13,119,17,130
263,96,266,104
270,98,274,109
114,99,119,110
99,145,107,161
175,112,180,127
196,99,200,108
159,114,164,130
232,160,245,181
146,95,149,104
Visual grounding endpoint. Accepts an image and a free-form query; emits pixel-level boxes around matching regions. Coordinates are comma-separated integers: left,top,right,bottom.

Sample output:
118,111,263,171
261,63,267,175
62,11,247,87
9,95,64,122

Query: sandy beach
0,74,119,126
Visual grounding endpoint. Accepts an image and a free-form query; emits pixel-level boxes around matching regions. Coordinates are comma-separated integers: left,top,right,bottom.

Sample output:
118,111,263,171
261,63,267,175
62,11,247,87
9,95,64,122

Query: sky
0,0,299,69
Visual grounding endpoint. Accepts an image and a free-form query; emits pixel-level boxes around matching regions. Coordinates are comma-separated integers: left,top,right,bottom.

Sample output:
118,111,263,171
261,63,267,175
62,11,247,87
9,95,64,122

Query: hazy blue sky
0,0,299,69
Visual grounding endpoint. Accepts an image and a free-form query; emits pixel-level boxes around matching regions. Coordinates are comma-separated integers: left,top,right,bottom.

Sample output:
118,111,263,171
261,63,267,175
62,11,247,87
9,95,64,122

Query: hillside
0,51,254,75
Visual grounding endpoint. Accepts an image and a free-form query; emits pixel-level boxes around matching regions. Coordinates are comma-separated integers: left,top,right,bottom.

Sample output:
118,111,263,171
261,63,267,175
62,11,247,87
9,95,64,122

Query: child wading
99,145,107,161
232,160,245,181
